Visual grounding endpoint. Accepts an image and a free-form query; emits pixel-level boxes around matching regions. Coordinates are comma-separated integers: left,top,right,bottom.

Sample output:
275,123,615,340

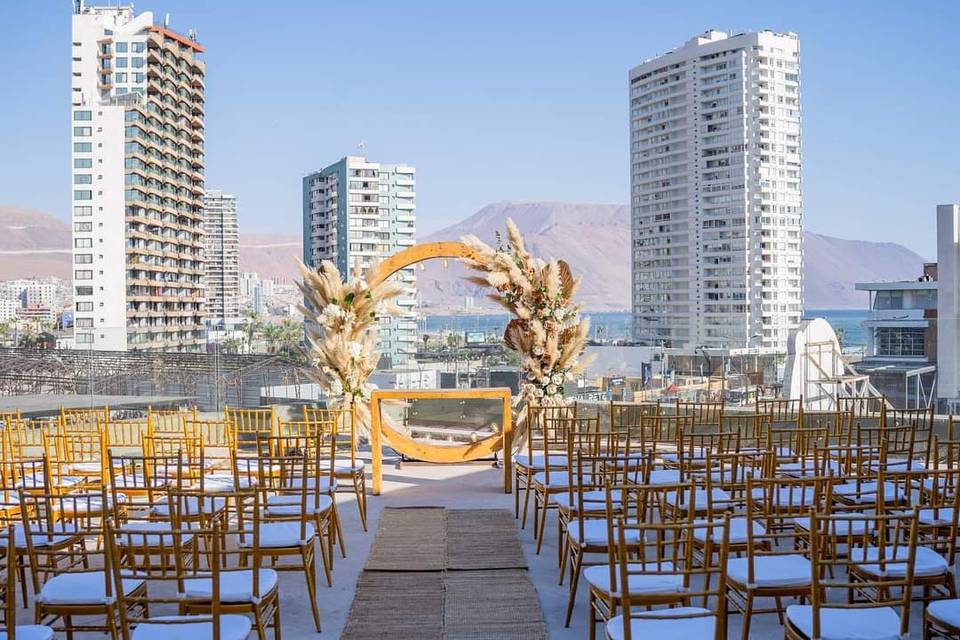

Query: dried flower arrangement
298,260,404,430
461,219,594,406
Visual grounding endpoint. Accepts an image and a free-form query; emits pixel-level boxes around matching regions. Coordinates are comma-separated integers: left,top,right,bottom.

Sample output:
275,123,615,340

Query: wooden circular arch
368,241,505,464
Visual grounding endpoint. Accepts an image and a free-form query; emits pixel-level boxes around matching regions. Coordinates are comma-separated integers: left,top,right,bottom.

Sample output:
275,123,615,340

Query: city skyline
1,1,957,258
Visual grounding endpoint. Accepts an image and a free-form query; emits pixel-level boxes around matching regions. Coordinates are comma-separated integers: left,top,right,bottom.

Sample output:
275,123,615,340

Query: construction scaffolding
0,347,311,411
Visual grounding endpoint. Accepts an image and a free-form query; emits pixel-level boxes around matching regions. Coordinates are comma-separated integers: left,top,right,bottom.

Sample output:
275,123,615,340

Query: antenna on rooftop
164,12,170,27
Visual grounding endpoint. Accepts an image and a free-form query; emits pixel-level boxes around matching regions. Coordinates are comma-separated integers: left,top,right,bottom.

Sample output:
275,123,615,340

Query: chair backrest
836,396,885,427
756,397,802,426
611,509,731,640
641,414,694,454
702,451,767,517
101,416,149,449
676,400,723,429
744,474,833,565
807,510,918,640
107,451,183,517
721,413,771,447
225,406,276,439
801,410,851,445
106,518,234,640
609,401,659,429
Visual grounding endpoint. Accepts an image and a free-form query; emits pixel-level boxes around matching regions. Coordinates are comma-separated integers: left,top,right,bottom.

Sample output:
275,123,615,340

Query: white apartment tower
71,2,206,351
302,156,417,367
629,30,803,350
202,190,240,326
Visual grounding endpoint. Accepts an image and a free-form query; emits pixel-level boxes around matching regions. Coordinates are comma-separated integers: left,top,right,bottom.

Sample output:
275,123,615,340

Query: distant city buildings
71,3,206,352
202,190,240,326
302,156,418,367
629,30,803,352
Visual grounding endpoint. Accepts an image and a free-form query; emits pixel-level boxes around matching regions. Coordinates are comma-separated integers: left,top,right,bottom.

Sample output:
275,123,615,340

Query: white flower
554,307,566,322
565,370,574,381
532,345,544,356
551,373,564,386
546,384,558,395
534,387,545,398
526,372,537,382
347,341,362,359
541,307,553,319
322,303,344,319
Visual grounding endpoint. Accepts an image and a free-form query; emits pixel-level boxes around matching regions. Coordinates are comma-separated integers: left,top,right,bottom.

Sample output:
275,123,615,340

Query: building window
116,42,128,53
75,286,94,296
74,174,92,185
76,318,94,328
74,222,93,232
76,302,94,312
75,254,93,264
133,73,145,83
74,158,93,169
75,270,93,280
875,327,926,358
131,42,145,53
73,126,92,137
874,290,903,310
73,110,92,121
74,142,92,152
74,206,93,217
115,72,127,83
76,333,94,344
75,238,93,249
131,57,144,68
74,190,92,201
116,57,128,68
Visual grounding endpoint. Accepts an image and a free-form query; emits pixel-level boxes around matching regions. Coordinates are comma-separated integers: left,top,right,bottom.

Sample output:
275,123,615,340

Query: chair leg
588,591,597,640
317,530,333,588
354,473,368,531
331,499,345,558
302,547,322,632
253,606,267,640
564,548,583,627
558,534,568,585
521,475,533,529
740,592,753,640
535,493,549,555
514,470,521,518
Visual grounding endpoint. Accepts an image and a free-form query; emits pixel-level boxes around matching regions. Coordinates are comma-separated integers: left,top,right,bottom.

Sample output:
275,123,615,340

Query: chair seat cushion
239,522,317,548
777,460,842,477
320,458,365,474
584,562,684,596
647,469,682,485
182,568,279,603
12,523,78,548
0,625,55,640
151,496,226,518
16,475,83,490
750,486,816,507
661,447,708,463
554,490,620,513
67,462,104,475
131,615,253,640
513,454,567,470
36,571,143,605
869,458,925,472
532,472,589,489
288,477,337,492
567,519,640,547
58,493,126,515
793,516,867,535
693,517,764,544
606,607,714,640
265,494,333,517
727,554,811,588
927,598,960,629
201,474,256,493
917,507,956,526
664,488,730,510
851,545,948,578
785,604,901,640
117,522,194,546
832,481,901,504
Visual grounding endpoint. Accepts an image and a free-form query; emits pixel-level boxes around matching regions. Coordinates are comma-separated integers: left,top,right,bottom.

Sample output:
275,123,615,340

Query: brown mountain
0,204,927,311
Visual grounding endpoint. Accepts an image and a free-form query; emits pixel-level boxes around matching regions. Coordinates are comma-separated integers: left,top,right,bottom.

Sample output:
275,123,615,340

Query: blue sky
1,0,957,257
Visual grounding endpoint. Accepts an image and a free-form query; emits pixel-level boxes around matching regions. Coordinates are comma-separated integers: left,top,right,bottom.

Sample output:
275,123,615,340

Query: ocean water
422,309,869,348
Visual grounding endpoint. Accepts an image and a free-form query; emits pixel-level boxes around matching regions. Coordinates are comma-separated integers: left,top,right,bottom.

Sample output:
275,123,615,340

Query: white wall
937,204,960,402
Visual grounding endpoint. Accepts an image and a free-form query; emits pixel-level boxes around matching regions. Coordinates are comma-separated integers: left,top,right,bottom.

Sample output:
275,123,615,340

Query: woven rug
341,571,445,640
445,509,528,570
364,506,447,572
345,507,545,639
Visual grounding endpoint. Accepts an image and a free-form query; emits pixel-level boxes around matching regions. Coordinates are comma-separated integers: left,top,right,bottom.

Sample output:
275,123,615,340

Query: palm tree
239,309,265,353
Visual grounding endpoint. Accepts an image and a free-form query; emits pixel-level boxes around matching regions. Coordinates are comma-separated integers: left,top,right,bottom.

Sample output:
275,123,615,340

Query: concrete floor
13,457,939,638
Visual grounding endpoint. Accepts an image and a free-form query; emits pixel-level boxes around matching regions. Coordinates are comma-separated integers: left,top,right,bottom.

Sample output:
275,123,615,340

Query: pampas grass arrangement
461,219,594,406
298,259,404,432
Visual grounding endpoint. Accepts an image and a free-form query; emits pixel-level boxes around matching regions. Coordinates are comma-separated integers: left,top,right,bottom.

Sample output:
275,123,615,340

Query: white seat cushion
59,493,126,514
750,486,816,507
778,460,842,477
793,516,867,535
851,545,948,578
661,447,708,463
567,519,640,547
693,517,764,544
532,472,589,489
727,554,811,588
131,615,252,640
0,626,55,640
36,571,143,605
151,496,226,518
584,562,684,596
239,522,317,548
554,490,620,513
265,494,333,517
786,604,901,640
514,454,567,470
664,488,730,511
647,469,682,485
12,523,78,548
182,568,278,603
117,522,194,546
606,607,714,640
67,462,103,475
202,474,256,492
869,458,925,472
17,475,83,490
928,598,960,629
320,458,365,474
917,507,956,525
832,481,901,504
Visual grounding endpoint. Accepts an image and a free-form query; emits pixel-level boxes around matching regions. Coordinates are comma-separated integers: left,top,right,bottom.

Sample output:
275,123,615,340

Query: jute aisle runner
342,507,547,640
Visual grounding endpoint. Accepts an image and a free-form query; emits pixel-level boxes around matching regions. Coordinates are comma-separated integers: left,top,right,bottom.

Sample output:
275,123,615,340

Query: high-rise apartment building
71,2,206,352
629,30,803,351
202,190,240,326
302,156,417,367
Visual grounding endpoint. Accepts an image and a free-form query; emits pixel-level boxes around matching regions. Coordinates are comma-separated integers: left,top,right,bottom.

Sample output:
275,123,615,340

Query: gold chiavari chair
1,526,55,639
801,410,851,447
757,397,803,427
105,518,255,640
236,452,324,632
722,413,772,452
513,403,576,527
52,430,109,488
101,416,149,455
0,409,21,427
147,405,197,433
7,418,58,462
662,427,739,472
857,423,926,473
603,510,731,640
186,418,243,493
729,474,831,640
165,489,280,640
836,395,886,430
225,406,276,452
676,400,724,432
787,510,919,640
926,599,960,639
0,458,44,608
532,418,601,555
770,425,832,477
609,401,660,430
19,490,145,639
302,406,368,531
827,444,901,509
